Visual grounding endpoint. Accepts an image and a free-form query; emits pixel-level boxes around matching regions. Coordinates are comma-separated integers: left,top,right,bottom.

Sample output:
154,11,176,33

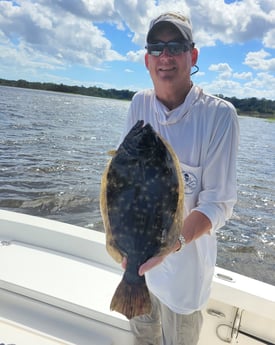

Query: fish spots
100,120,184,318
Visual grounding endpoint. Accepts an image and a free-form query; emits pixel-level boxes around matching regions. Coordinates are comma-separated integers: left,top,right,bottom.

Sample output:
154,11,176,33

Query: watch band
177,234,186,251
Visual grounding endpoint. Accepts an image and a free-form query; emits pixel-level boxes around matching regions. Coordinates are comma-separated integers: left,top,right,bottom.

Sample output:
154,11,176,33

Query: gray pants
129,293,203,345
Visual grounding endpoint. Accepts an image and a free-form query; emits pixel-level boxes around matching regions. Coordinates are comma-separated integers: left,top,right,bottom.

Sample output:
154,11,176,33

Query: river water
0,86,274,286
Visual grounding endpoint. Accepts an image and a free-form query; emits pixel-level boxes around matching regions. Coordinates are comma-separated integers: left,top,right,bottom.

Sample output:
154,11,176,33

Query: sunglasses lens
146,41,192,56
168,43,185,55
147,43,165,56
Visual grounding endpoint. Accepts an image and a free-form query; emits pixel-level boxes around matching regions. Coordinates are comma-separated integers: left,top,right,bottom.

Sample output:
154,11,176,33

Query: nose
160,47,173,57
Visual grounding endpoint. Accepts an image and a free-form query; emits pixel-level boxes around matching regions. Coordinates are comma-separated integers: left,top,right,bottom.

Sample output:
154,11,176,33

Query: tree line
0,78,274,118
0,78,135,101
215,94,274,118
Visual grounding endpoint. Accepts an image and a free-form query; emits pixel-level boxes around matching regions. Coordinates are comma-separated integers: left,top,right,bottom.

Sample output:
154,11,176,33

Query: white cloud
209,63,233,79
126,49,145,63
244,49,275,71
263,28,275,49
241,72,275,99
191,0,274,47
0,0,274,99
200,79,242,97
1,0,274,64
196,71,205,77
200,74,274,100
233,72,253,80
202,60,274,99
0,0,125,67
245,72,275,90
209,63,232,72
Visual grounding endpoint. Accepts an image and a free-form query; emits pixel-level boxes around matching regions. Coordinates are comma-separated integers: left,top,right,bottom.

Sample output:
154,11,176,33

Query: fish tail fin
110,277,151,319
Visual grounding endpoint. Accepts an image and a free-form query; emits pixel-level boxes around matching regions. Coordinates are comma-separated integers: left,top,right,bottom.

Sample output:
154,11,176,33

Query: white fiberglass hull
0,210,274,345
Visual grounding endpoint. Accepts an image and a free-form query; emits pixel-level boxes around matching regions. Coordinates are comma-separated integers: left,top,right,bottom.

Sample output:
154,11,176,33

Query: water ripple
0,86,274,285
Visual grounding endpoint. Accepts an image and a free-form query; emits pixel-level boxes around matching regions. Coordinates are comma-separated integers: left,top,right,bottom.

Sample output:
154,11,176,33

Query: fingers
122,250,172,276
121,257,127,270
138,255,165,276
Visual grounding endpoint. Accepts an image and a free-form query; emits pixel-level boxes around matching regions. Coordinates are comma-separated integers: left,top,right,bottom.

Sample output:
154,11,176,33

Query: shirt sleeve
195,102,240,233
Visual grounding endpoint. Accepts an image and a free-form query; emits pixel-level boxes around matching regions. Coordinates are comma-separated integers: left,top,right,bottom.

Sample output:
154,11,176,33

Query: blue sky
0,0,274,99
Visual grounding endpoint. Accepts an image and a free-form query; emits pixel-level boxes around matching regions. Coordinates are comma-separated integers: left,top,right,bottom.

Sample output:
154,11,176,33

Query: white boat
0,209,274,345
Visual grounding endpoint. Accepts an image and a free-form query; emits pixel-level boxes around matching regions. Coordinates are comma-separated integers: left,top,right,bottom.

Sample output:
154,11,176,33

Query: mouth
158,66,176,72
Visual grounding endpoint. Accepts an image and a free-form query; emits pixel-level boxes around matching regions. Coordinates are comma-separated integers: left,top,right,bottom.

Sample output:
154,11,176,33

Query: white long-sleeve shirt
121,84,240,314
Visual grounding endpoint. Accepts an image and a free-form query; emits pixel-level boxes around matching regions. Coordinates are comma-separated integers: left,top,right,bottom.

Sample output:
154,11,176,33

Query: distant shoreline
1,78,274,119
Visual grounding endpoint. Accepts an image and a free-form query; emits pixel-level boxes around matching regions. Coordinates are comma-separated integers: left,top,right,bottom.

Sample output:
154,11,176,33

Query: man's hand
121,211,211,276
138,255,166,275
121,241,180,276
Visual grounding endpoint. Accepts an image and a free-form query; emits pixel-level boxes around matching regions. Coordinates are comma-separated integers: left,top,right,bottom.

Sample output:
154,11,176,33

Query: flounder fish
100,120,184,319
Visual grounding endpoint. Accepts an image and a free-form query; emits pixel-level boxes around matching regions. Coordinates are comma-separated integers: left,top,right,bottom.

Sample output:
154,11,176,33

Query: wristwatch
176,234,186,251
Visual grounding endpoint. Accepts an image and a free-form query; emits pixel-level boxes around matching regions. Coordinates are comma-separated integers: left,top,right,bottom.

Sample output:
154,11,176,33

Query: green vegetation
0,78,135,101
0,78,274,118
215,94,275,119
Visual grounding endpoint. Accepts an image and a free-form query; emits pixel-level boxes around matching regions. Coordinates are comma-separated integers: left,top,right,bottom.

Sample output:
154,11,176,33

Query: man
121,12,239,345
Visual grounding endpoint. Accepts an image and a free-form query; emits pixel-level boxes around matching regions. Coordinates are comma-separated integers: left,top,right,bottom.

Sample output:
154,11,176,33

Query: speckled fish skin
100,120,184,319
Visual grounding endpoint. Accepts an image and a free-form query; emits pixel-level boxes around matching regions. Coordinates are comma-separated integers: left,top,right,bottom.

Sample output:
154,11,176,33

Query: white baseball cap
147,12,193,43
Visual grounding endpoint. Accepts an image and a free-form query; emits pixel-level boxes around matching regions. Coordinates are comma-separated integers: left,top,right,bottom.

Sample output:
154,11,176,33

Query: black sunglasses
146,41,194,57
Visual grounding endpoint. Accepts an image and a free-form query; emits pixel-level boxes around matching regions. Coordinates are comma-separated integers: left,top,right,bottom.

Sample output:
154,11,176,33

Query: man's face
145,26,197,90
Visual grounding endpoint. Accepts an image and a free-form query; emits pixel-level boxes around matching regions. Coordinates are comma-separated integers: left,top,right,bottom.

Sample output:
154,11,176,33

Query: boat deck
0,219,133,344
1,210,275,345
0,239,126,328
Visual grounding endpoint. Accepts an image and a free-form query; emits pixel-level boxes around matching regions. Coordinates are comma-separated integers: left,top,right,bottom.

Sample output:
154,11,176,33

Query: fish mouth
120,120,158,156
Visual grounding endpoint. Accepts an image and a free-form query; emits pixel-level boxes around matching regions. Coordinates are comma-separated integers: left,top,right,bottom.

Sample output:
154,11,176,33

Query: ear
144,53,149,69
191,47,198,66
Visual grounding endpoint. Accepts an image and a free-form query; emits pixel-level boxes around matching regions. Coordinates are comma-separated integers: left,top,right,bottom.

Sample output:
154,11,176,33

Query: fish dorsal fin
108,150,117,157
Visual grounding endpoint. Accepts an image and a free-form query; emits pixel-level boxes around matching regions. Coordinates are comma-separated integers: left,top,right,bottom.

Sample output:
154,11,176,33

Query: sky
0,0,274,100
